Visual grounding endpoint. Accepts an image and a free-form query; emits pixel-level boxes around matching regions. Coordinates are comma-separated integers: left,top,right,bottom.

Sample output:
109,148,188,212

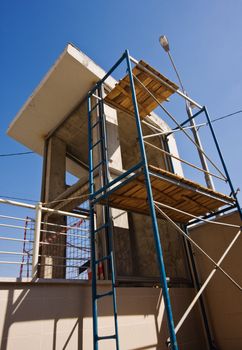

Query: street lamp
159,35,215,190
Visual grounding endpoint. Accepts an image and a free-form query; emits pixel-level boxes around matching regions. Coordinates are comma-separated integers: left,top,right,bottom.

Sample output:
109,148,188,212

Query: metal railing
0,198,91,280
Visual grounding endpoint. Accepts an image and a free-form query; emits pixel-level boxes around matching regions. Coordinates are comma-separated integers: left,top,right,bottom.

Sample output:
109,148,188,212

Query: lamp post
159,36,216,350
159,35,215,190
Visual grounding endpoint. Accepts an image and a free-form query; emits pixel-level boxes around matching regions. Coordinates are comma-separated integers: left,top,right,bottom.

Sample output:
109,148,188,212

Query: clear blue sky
1,0,242,203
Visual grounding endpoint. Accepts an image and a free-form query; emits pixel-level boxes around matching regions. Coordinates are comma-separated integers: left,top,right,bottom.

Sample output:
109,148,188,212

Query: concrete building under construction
0,44,241,350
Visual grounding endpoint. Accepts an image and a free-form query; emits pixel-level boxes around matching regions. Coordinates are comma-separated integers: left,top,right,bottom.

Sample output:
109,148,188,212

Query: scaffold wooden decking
100,165,235,223
105,60,179,118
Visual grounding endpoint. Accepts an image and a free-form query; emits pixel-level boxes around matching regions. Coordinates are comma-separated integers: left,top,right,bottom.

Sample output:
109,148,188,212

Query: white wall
0,279,206,350
190,210,242,350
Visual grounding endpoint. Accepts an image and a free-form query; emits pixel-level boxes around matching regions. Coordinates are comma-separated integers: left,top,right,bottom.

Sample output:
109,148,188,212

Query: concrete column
104,104,133,278
40,135,67,279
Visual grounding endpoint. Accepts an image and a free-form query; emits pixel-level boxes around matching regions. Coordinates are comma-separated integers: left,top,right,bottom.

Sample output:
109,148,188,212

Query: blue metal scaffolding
87,50,242,350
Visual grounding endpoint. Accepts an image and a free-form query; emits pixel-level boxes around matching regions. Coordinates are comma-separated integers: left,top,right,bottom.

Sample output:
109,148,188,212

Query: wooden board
104,60,179,118
100,165,235,223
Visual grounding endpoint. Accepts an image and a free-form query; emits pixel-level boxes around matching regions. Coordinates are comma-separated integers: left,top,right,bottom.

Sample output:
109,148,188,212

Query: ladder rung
91,119,101,129
94,223,109,234
90,102,99,112
91,161,105,173
96,290,113,299
91,138,103,149
95,255,110,264
92,93,102,101
98,335,117,341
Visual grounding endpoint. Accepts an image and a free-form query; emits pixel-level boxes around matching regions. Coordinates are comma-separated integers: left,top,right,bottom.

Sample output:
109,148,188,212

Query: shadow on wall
0,282,84,350
0,282,205,350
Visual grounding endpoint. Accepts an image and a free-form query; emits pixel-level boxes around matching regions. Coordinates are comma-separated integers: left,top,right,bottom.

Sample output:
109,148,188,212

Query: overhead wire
0,195,37,203
0,151,34,157
210,109,242,124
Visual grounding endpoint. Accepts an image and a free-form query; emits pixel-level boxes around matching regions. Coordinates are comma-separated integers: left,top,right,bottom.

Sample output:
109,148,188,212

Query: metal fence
0,198,91,280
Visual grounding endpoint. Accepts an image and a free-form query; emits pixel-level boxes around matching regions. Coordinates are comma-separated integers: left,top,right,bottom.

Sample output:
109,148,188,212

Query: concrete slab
7,43,116,159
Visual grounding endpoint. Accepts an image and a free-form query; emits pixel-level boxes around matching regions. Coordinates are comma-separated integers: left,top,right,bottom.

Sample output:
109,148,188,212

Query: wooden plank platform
104,60,179,118
100,165,235,223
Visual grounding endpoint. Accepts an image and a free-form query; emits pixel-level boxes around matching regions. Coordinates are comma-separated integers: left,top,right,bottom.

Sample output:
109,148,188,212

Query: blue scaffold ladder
87,85,120,350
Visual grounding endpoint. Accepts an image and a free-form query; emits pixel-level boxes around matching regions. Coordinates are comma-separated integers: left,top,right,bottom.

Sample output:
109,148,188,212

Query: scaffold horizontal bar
92,161,143,200
154,201,240,228
186,205,237,227
149,171,230,205
88,52,126,96
129,55,203,109
166,107,205,137
143,122,208,139
145,141,226,181
91,94,102,101
93,170,142,205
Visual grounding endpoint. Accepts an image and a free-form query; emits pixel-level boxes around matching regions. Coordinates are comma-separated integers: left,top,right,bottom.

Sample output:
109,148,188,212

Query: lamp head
159,35,170,52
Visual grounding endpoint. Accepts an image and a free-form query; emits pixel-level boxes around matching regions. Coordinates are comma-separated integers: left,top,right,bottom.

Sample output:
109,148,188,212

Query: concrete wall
0,280,206,350
38,94,190,284
111,108,190,283
116,213,190,283
189,210,242,350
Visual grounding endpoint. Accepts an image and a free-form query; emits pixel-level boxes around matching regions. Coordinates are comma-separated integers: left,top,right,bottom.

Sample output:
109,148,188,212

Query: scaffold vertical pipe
87,95,98,350
125,49,178,350
203,107,242,220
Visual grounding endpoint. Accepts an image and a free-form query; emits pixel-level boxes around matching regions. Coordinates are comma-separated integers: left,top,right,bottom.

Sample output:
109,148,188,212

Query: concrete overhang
7,43,116,157
7,44,183,178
